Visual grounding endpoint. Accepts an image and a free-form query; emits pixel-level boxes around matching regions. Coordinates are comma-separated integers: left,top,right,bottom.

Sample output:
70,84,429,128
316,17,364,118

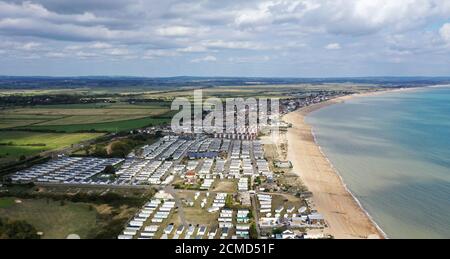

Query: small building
176,225,185,235
187,152,218,159
281,230,296,239
185,170,197,185
274,161,293,169
164,224,175,235
308,213,325,225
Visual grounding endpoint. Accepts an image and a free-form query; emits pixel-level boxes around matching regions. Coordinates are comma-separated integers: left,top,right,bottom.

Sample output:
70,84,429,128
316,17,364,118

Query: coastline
310,124,388,239
283,89,410,239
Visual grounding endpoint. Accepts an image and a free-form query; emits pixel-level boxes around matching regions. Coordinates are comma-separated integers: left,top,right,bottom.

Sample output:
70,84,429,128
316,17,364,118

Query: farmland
0,197,97,239
0,102,172,132
0,95,173,169
0,196,143,239
0,197,15,209
13,115,173,133
0,131,103,165
0,185,155,239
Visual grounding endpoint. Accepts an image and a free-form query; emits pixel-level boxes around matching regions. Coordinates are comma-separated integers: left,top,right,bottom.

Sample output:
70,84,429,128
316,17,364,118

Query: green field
0,197,15,209
0,100,173,166
0,198,97,239
0,102,171,131
15,115,173,133
0,131,103,164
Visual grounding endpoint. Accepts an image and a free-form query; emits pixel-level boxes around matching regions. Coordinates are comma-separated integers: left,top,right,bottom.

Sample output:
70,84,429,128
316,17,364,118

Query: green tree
249,223,258,239
0,218,40,239
225,194,234,209
102,165,116,175
92,145,108,157
109,141,131,158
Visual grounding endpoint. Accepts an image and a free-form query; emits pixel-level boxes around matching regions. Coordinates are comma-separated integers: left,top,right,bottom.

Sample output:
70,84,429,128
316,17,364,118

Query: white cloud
440,23,450,43
191,55,217,63
142,49,178,60
325,43,341,50
0,1,116,26
177,45,208,53
234,0,320,28
46,52,66,58
1,0,450,75
90,42,113,49
233,0,450,36
75,51,98,58
0,40,44,52
19,42,41,51
228,56,271,63
202,40,267,50
157,26,208,37
104,48,130,56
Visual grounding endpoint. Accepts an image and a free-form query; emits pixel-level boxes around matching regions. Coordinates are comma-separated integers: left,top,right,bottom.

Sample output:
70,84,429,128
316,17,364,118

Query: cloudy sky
1,0,450,77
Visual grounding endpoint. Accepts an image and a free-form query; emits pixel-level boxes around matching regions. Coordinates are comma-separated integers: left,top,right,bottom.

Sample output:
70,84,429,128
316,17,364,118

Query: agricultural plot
0,102,172,132
0,198,98,239
0,197,16,209
17,116,172,133
0,114,64,129
0,131,103,164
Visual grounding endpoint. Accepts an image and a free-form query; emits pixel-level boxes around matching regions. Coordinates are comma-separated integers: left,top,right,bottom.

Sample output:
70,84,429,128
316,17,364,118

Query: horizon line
1,75,450,79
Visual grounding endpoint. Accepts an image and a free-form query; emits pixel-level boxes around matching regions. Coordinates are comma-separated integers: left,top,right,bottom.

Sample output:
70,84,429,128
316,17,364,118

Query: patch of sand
283,93,389,239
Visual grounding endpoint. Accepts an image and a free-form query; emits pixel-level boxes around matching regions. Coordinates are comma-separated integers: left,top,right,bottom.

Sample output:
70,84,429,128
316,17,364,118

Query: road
164,185,188,227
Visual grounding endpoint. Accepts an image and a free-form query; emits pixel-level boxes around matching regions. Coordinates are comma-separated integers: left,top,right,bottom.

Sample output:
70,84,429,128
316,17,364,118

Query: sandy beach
284,93,387,239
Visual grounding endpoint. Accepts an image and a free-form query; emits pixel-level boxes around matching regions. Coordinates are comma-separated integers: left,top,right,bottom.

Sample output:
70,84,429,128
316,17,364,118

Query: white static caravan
118,235,133,240
123,229,137,236
164,224,175,235
144,225,159,232
219,222,233,228
129,220,144,227
176,225,185,235
187,225,196,236
197,226,207,236
140,232,156,238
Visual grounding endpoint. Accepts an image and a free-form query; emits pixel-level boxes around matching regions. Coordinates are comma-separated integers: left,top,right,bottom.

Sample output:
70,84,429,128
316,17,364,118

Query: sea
306,86,450,239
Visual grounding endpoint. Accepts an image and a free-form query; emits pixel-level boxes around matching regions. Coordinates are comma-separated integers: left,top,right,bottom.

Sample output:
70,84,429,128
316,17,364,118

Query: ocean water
306,87,450,239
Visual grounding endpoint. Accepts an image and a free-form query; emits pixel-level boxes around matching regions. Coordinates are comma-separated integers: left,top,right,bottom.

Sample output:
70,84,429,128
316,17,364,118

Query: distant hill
0,76,449,89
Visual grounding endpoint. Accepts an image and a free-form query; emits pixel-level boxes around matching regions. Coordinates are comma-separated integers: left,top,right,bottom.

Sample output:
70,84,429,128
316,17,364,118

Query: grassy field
0,184,154,239
0,197,15,209
0,101,172,166
212,180,237,193
0,197,97,239
16,116,172,133
0,102,170,130
0,131,103,164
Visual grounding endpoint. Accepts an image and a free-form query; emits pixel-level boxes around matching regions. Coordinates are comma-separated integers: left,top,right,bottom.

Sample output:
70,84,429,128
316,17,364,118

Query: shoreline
283,88,417,239
309,126,388,239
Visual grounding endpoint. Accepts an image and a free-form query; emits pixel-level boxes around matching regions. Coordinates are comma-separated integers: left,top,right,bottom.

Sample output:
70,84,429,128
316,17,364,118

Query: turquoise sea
306,87,450,239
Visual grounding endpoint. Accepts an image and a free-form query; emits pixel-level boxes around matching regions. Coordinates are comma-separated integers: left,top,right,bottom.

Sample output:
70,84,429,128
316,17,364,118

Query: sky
1,0,450,77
